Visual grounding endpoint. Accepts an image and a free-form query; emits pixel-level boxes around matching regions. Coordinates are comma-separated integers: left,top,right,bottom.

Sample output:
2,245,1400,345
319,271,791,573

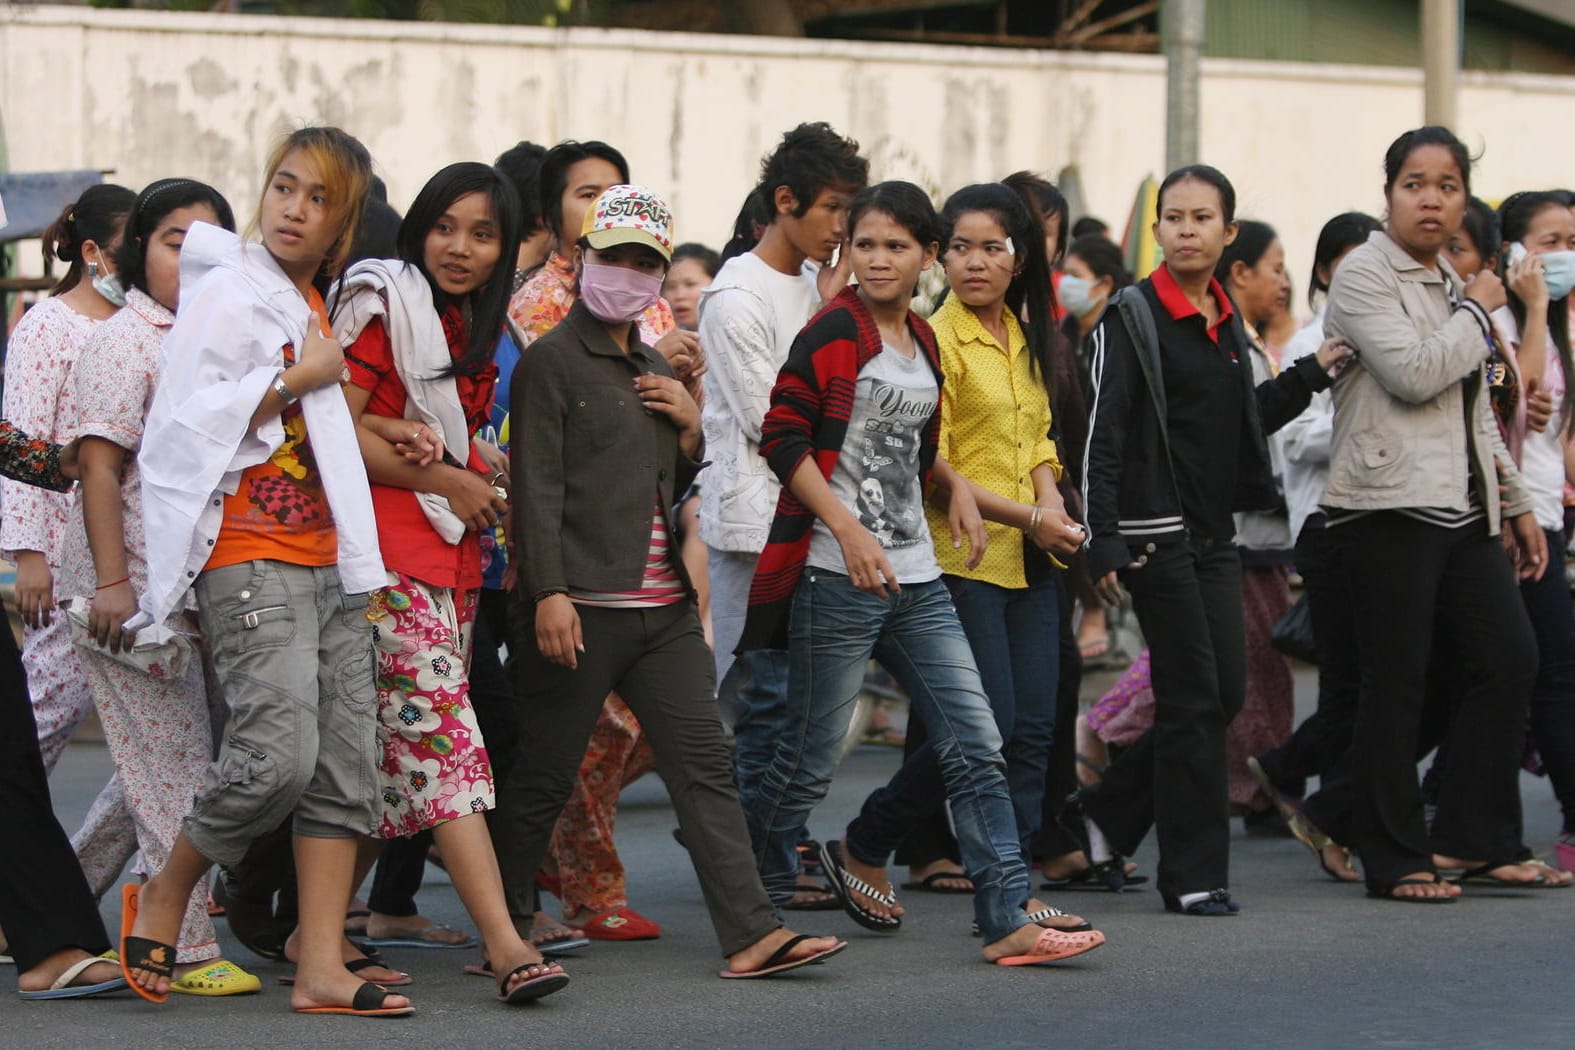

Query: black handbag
1270,592,1317,664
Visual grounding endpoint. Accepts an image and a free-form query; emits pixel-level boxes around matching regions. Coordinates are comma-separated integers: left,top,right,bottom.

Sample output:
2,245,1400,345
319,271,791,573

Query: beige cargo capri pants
185,559,381,864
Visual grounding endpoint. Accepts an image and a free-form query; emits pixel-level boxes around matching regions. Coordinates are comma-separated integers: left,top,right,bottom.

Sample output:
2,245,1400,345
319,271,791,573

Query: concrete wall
5,4,1575,295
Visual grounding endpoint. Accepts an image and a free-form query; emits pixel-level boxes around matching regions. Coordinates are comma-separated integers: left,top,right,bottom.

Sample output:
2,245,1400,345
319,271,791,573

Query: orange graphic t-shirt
205,288,338,571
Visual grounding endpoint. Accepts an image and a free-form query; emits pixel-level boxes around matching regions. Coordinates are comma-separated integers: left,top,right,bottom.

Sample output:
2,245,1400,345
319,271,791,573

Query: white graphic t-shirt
808,342,942,584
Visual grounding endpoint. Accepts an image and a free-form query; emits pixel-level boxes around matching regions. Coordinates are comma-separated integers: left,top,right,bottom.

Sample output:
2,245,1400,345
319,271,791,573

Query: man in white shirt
698,123,867,812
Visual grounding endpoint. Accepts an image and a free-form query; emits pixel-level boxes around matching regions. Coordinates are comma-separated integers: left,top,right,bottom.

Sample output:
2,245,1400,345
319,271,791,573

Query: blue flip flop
359,923,477,950
19,955,129,1000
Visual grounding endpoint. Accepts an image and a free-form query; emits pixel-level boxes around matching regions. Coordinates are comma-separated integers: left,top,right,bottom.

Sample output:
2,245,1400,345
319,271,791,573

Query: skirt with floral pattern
369,573,494,837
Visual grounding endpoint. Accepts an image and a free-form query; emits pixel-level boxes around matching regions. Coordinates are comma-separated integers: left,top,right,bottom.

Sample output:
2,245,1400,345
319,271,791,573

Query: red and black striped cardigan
737,286,943,653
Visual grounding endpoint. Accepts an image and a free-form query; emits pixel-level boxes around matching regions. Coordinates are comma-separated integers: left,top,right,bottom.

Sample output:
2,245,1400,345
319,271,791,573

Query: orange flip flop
293,982,414,1018
993,926,1106,967
119,883,175,1004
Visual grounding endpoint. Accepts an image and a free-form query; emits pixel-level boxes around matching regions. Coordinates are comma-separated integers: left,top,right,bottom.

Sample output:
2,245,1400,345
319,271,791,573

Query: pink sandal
992,926,1106,967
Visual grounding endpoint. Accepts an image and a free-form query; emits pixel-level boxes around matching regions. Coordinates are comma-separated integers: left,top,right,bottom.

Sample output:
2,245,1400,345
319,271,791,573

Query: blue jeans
742,570,1032,943
895,574,1060,866
725,648,792,803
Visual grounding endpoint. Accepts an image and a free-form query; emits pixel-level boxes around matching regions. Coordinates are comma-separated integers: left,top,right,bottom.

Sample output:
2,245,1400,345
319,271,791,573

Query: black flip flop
1039,870,1149,891
497,960,570,1004
783,878,842,911
293,981,414,1017
716,935,847,979
1367,876,1457,903
1447,861,1550,888
901,871,976,894
279,957,412,986
819,841,901,932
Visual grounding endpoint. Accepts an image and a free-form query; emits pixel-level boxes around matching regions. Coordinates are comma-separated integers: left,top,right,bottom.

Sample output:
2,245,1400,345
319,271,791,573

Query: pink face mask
580,261,665,324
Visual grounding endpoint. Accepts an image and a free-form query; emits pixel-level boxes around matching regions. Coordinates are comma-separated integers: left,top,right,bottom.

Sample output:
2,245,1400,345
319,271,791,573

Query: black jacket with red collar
1081,273,1331,580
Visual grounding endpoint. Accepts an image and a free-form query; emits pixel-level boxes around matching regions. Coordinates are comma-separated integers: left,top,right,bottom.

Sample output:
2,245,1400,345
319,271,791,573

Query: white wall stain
187,56,237,100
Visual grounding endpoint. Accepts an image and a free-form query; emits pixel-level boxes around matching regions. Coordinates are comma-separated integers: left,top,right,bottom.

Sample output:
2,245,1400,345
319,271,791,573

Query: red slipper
573,907,661,941
119,883,174,1004
992,926,1106,967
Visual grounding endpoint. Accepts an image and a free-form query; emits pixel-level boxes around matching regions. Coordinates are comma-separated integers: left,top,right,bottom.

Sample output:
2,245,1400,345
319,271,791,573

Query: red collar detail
1151,264,1235,345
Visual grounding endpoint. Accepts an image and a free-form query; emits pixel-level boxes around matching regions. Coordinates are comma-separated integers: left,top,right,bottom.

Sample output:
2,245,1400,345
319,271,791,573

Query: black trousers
492,600,776,956
1080,539,1245,898
369,587,525,916
0,620,111,970
1257,520,1360,839
1336,513,1535,888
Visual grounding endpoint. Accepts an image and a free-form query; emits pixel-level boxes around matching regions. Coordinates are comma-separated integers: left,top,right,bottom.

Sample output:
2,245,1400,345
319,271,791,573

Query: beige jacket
1322,230,1531,534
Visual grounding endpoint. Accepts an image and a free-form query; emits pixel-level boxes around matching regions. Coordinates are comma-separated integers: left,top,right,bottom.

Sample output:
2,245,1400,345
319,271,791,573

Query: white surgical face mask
1058,273,1104,318
1508,242,1575,302
91,251,127,307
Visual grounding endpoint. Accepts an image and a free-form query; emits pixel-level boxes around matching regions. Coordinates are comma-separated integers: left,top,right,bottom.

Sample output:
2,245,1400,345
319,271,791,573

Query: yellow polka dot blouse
925,294,1061,588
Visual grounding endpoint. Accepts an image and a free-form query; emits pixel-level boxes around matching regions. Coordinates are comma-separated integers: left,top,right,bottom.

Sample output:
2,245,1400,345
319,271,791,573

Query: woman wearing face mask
496,185,845,979
1058,235,1128,342
2,184,135,777
1490,190,1575,877
1054,235,1133,669
499,141,695,942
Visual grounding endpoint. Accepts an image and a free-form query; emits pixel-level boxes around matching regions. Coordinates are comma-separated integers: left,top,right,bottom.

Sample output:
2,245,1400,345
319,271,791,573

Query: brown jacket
512,300,704,599
1323,230,1531,533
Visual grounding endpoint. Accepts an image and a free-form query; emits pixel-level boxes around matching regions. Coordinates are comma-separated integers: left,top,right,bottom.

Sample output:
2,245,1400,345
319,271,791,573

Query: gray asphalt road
12,667,1572,1050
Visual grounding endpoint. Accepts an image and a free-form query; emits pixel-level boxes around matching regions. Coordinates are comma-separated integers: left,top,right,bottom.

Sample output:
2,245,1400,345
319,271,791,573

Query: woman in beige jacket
1324,126,1548,902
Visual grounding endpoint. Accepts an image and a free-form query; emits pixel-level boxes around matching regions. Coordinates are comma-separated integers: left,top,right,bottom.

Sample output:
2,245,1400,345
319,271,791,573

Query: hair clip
1004,236,1016,256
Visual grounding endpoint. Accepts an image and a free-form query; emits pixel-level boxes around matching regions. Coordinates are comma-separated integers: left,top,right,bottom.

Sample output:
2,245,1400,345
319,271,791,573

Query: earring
88,260,99,279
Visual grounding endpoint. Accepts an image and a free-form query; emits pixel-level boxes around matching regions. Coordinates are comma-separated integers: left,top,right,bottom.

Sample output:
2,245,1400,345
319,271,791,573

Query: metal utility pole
1164,0,1205,171
1421,0,1460,128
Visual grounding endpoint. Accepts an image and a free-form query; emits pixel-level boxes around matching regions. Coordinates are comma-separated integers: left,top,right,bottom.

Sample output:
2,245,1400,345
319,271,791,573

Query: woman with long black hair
893,184,1086,925
335,161,574,1003
1490,190,1575,877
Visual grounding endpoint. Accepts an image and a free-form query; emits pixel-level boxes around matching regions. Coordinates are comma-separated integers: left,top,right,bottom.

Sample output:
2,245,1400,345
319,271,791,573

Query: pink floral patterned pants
370,575,495,838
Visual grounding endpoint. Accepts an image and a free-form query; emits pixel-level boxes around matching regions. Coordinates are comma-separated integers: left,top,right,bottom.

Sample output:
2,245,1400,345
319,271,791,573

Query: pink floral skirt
369,573,494,838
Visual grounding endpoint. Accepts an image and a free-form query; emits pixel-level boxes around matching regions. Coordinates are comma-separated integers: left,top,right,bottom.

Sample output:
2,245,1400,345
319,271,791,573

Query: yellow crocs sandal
170,959,262,996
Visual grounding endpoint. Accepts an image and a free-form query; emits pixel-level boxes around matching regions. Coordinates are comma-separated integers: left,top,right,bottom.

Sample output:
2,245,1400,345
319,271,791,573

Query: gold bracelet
1029,505,1042,532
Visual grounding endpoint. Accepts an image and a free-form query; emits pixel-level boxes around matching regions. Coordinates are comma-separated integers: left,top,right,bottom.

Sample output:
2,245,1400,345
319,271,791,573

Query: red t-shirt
346,307,497,590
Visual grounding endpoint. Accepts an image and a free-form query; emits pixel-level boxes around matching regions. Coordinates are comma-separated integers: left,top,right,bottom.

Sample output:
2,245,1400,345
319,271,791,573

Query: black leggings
0,621,111,970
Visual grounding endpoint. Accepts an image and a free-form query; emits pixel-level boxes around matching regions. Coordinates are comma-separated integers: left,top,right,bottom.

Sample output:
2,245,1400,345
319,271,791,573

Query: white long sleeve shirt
1281,306,1334,540
131,223,384,629
696,252,820,553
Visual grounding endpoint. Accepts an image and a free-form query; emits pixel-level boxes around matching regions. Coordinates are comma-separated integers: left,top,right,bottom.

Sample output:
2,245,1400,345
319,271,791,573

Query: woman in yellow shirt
895,184,1087,905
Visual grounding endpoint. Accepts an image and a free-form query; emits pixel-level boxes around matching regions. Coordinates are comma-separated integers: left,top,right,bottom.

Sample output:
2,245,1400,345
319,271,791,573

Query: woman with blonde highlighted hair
119,127,415,1017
